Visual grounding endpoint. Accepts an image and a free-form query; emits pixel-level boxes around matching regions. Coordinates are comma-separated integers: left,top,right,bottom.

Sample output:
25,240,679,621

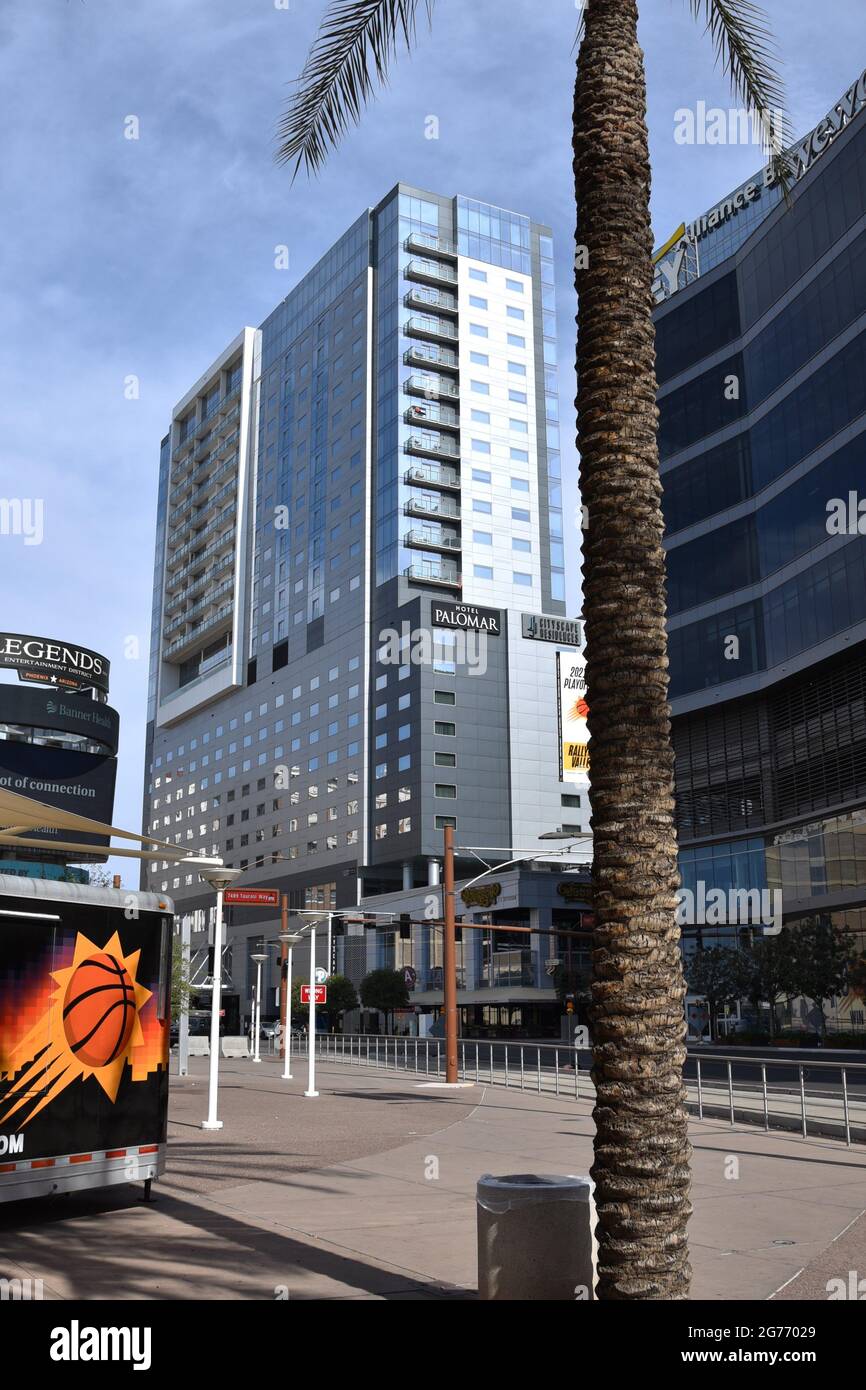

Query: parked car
169,1012,211,1046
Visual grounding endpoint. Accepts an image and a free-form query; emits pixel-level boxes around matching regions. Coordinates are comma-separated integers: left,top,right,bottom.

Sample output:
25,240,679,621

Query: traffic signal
331,913,345,936
399,913,411,940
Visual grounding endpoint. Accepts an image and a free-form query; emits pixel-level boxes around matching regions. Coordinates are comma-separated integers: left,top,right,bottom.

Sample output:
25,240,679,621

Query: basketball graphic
62,953,137,1069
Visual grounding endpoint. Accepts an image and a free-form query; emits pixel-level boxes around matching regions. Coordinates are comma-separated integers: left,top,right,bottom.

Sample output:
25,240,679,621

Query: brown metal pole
279,893,288,1059
443,824,458,1083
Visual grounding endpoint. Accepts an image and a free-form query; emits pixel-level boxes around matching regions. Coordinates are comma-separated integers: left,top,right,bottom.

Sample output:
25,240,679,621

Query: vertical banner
557,650,590,782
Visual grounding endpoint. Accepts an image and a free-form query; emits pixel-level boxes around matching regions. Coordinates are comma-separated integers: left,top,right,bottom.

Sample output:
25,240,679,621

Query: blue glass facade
655,95,866,947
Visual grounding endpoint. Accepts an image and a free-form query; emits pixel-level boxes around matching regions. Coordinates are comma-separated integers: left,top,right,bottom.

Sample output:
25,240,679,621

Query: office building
141,184,590,1034
654,66,866,1033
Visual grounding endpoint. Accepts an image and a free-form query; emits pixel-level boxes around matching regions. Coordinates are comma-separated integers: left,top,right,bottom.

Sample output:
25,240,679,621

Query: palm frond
276,0,434,178
688,0,793,192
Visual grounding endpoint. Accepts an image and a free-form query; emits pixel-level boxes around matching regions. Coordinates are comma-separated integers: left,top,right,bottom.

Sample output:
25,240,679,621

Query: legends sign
0,634,110,693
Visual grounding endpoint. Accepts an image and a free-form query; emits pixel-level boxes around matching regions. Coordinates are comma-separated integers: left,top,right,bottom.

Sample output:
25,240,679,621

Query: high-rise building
654,67,866,1034
141,183,590,1034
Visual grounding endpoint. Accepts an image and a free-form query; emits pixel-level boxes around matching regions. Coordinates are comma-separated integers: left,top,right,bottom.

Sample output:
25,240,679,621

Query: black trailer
0,874,173,1202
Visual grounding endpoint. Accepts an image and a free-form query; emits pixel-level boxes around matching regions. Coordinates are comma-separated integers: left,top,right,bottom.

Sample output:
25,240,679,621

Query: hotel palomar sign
0,634,110,694
431,603,501,635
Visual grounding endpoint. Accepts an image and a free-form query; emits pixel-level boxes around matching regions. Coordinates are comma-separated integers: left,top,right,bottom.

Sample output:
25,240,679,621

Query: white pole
178,913,190,1078
253,960,262,1063
202,887,225,1130
283,945,294,1080
305,924,319,1097
326,912,333,978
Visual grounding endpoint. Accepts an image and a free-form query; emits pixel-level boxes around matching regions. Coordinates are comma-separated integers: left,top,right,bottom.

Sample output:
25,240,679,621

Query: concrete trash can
476,1173,596,1301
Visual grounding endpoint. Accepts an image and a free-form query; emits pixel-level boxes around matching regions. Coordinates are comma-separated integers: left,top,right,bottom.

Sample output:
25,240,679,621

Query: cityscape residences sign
522,614,583,647
0,634,110,694
431,603,501,635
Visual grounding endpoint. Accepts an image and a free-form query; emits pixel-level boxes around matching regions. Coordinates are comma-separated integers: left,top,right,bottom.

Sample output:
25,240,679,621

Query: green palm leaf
276,0,434,177
688,0,792,187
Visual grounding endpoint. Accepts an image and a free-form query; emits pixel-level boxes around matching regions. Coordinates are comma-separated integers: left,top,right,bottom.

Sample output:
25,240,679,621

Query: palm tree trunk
573,0,691,1299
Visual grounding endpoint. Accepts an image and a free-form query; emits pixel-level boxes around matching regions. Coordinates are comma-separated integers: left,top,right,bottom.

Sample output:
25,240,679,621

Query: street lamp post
305,922,319,1098
443,825,459,1084
250,952,268,1063
278,928,303,1079
198,865,243,1131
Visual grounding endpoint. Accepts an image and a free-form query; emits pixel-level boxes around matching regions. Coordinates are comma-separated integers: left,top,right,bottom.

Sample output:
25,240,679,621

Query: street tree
360,968,410,1033
276,0,789,1300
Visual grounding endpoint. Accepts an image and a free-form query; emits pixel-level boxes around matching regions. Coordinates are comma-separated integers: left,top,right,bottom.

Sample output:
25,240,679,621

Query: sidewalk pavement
0,1055,863,1300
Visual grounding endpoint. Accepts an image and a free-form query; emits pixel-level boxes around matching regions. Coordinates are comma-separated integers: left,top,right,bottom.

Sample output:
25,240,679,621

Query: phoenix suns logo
0,931,156,1129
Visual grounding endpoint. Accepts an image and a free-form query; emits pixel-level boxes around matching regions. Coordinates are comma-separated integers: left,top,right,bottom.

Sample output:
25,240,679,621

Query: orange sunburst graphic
0,931,153,1130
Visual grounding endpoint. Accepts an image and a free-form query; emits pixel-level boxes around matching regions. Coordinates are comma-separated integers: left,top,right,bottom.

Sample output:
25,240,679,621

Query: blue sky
0,0,863,876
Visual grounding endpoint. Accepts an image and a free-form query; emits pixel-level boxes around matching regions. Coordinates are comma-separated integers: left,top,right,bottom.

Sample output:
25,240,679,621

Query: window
469,267,487,282
470,324,489,339
472,468,491,483
510,419,528,433
435,751,456,767
508,361,526,375
513,571,532,586
512,506,530,522
473,530,493,545
434,690,456,705
509,389,527,404
469,296,488,309
474,565,493,579
471,380,490,395
511,477,530,493
374,823,387,840
471,409,490,424
435,815,457,830
506,278,524,293
472,439,491,454
562,794,581,807
507,306,525,321
510,447,529,462
507,333,525,348
435,784,457,798
470,351,489,366
434,721,456,736
473,499,492,514
513,538,531,552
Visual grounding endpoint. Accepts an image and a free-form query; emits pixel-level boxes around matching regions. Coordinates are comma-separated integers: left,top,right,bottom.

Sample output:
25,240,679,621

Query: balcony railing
405,232,458,258
404,561,461,588
405,433,460,461
404,287,458,315
404,462,460,491
404,314,458,343
404,373,459,401
403,344,459,372
404,496,460,521
405,257,458,286
405,529,461,554
163,600,234,661
404,402,459,431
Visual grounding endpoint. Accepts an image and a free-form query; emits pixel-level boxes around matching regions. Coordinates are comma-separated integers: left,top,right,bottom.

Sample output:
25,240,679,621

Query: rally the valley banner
557,650,589,782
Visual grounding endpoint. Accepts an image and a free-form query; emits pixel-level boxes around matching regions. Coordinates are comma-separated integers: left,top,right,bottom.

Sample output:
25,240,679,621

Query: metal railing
284,1034,866,1147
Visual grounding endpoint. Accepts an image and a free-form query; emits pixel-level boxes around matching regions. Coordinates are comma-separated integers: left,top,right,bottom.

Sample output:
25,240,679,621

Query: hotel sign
431,603,501,635
0,633,110,693
522,614,583,647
